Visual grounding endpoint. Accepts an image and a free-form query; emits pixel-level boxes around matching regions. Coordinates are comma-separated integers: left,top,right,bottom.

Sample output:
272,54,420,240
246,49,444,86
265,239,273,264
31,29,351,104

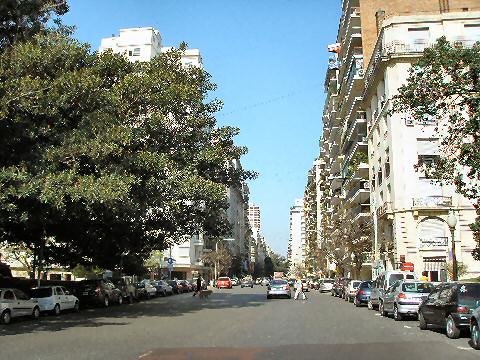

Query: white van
368,270,417,310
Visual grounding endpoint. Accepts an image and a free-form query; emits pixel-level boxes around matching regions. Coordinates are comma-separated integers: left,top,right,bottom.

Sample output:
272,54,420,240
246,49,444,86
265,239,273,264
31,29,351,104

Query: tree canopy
0,20,254,269
393,37,480,258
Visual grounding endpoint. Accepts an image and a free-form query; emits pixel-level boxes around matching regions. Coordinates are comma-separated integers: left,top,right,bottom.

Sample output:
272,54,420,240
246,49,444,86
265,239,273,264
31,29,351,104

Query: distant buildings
288,199,306,272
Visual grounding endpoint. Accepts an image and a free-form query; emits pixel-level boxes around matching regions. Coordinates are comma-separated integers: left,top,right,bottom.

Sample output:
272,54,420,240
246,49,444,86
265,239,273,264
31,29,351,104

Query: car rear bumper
357,295,370,303
397,303,421,315
268,289,291,297
451,313,471,328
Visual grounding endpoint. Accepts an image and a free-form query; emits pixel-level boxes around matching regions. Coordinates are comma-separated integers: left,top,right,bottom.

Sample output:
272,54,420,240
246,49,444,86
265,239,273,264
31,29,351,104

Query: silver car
381,280,434,320
266,279,291,299
0,288,41,324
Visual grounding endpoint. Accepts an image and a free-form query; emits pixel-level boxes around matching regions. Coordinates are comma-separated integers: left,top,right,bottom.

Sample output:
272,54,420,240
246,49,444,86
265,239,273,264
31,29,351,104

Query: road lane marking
138,351,152,359
403,325,411,329
374,313,381,316
457,346,473,351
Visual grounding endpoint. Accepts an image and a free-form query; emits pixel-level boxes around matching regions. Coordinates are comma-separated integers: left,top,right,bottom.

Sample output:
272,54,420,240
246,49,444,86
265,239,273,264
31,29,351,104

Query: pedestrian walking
193,275,202,297
294,278,307,300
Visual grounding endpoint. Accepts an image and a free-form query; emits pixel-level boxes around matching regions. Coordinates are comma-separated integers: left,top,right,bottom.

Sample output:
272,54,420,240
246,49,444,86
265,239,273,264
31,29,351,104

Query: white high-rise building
288,199,306,271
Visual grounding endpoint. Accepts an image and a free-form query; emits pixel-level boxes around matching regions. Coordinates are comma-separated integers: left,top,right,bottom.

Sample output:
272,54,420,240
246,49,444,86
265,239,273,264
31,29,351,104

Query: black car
167,280,180,294
418,282,480,339
76,279,123,307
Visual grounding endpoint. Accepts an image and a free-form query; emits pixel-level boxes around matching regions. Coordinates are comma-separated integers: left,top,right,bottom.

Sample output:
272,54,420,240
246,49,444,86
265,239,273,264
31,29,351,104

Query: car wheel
471,321,480,350
104,296,109,307
446,315,461,339
393,304,403,321
32,306,40,320
1,310,11,325
241,285,244,288
354,297,360,307
251,285,253,288
379,302,386,316
367,300,373,310
73,301,80,312
53,303,61,316
267,295,271,299
146,292,151,300
418,311,428,330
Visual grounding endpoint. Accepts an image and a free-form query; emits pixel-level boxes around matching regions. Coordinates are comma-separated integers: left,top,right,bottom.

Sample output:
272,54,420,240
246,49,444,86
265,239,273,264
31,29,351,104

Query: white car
319,279,334,292
30,286,79,315
0,288,40,324
261,278,270,286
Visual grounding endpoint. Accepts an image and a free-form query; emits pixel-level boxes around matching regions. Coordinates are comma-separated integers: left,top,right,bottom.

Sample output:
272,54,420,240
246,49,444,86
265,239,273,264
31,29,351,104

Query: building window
385,148,390,178
132,47,140,56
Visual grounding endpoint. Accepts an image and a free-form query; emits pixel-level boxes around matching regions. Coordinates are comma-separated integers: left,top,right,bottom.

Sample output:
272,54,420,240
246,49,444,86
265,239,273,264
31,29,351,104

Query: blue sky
62,0,341,256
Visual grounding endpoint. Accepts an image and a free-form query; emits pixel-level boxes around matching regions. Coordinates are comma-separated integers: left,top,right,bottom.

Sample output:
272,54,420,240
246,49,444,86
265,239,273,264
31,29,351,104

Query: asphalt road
0,286,478,360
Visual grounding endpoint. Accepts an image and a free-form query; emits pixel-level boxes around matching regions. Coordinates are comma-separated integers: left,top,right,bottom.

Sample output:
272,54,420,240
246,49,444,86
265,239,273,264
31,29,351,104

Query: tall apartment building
362,6,480,280
248,204,261,230
318,0,480,280
288,199,306,272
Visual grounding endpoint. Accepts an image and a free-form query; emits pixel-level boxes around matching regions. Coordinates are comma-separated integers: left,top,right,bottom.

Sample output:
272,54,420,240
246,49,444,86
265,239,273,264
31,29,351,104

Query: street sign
167,257,174,264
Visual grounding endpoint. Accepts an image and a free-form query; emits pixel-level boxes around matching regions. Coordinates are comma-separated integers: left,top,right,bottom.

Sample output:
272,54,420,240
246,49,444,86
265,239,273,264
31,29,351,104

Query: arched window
417,217,448,248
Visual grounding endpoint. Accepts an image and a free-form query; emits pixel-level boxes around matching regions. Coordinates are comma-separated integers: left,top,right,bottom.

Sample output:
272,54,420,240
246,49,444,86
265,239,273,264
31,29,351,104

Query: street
0,286,478,360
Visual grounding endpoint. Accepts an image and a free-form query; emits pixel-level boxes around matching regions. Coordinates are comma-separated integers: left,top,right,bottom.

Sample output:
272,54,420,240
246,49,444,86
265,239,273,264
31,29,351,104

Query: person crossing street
294,278,307,300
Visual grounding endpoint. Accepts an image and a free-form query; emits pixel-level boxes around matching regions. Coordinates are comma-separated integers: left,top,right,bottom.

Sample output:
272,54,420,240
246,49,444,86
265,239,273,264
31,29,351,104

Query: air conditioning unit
405,118,415,126
363,182,370,189
358,68,365,77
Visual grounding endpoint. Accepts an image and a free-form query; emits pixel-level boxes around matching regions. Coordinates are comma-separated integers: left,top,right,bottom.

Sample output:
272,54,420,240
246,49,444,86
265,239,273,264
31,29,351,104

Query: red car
216,277,232,289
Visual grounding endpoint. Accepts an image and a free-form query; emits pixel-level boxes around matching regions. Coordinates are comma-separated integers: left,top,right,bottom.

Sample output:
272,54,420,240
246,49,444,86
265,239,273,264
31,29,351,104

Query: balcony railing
347,181,370,200
419,237,448,248
412,196,452,207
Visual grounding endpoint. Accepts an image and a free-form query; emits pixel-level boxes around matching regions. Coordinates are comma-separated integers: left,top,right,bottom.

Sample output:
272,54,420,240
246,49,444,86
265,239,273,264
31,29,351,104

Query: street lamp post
447,210,458,281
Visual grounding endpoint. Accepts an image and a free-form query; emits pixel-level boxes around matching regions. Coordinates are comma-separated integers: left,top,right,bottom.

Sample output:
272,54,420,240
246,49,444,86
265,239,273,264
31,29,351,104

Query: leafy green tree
264,256,274,277
0,25,255,269
393,37,480,258
0,0,68,49
270,252,289,273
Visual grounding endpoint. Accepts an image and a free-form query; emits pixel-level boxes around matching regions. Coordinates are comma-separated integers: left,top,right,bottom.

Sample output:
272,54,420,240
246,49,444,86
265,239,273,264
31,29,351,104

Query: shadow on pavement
0,291,266,336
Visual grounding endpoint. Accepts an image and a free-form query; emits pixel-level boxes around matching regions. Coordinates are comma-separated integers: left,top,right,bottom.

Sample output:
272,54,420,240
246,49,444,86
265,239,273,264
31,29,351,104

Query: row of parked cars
0,277,201,325
326,270,480,350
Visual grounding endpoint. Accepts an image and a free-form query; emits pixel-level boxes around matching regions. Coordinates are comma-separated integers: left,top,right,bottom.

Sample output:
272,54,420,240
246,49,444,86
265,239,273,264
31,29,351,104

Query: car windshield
361,282,372,288
457,284,480,308
30,288,53,298
218,277,229,281
271,280,287,285
402,282,433,293
352,281,361,288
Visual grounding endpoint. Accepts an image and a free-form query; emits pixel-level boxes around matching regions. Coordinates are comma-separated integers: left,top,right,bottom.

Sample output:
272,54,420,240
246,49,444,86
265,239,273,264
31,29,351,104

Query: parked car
241,278,254,288
369,271,416,310
301,279,310,292
345,280,362,302
76,279,123,307
267,279,291,299
111,277,136,303
177,280,191,292
135,282,157,299
167,280,181,294
260,278,270,286
0,288,41,324
319,279,334,293
157,280,173,295
381,280,434,320
150,280,168,297
216,277,232,289
353,281,373,307
418,282,480,339
30,286,79,315
231,277,240,286
470,304,480,350
331,278,342,297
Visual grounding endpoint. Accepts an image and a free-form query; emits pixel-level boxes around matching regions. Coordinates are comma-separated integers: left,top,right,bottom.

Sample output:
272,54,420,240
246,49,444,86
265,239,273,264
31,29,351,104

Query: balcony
412,196,452,208
350,204,371,222
419,236,448,249
347,181,370,204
